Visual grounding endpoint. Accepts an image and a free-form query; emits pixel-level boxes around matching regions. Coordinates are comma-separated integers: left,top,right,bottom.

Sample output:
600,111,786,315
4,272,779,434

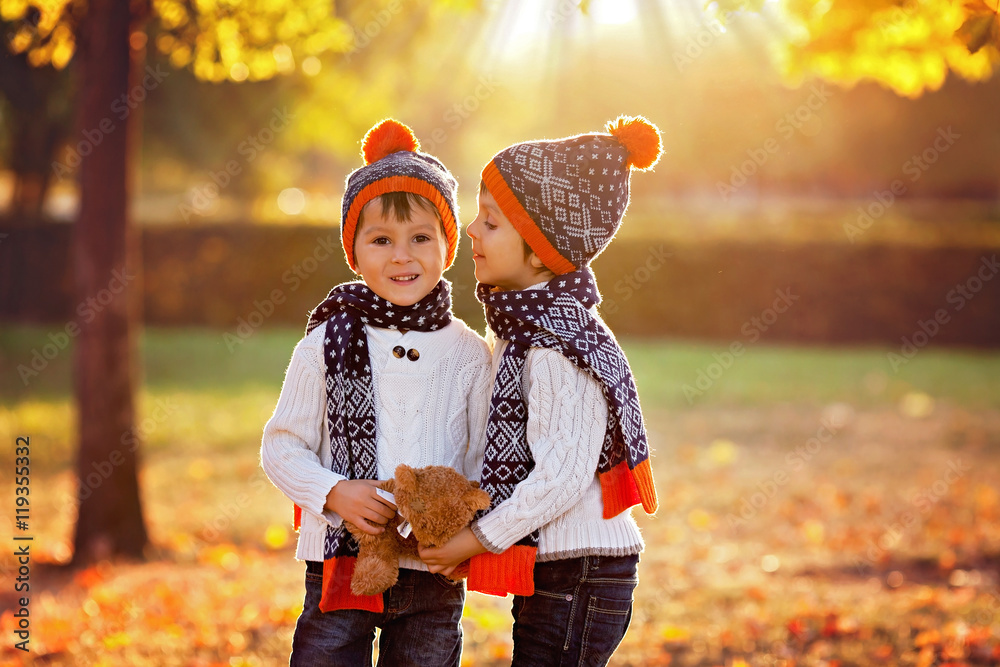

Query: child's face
467,188,549,291
354,199,447,306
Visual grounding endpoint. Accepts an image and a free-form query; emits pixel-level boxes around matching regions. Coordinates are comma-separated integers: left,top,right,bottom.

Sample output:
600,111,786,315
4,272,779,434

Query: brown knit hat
481,115,662,274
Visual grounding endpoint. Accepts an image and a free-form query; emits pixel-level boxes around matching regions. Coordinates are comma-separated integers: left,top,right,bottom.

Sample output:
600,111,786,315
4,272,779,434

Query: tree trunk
71,0,149,565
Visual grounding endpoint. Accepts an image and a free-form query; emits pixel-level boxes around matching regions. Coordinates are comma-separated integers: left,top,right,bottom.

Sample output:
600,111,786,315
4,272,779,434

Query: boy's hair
358,191,442,227
479,181,532,260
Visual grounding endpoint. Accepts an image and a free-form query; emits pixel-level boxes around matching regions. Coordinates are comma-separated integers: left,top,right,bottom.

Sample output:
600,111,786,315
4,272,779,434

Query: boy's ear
528,253,547,271
395,464,418,491
465,483,491,511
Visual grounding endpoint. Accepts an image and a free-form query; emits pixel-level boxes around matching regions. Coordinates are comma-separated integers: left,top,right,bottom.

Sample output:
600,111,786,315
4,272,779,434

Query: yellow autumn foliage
713,0,1000,96
0,0,352,81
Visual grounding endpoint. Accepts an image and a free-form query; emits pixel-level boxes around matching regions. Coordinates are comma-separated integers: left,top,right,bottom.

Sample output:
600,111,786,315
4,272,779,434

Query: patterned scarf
295,279,452,611
468,268,657,597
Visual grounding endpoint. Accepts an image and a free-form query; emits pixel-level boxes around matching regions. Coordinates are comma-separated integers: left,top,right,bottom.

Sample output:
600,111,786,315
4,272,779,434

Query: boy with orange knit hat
262,119,490,666
420,116,661,665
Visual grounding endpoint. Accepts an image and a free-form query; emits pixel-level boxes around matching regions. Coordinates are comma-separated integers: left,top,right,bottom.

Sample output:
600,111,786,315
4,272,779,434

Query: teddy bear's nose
409,498,426,513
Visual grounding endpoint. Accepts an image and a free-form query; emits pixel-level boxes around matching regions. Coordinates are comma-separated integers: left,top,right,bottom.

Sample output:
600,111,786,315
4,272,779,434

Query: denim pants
511,554,639,667
289,560,465,667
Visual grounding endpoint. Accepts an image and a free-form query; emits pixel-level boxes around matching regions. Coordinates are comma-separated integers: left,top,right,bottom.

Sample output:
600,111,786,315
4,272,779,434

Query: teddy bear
343,464,491,597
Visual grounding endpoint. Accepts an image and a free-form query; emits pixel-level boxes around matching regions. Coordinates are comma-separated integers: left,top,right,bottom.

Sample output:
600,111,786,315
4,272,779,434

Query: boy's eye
372,237,390,245
413,234,430,243
484,220,497,231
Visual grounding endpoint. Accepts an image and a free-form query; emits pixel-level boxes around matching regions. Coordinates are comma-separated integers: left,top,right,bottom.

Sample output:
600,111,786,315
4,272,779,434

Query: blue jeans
290,560,465,666
511,554,639,667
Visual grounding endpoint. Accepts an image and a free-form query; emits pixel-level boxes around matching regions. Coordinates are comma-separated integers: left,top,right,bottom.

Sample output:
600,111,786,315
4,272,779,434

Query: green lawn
5,325,999,403
2,325,999,467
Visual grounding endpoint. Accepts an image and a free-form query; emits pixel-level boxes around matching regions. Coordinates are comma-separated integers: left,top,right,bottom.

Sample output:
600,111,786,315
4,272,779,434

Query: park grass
5,324,1000,407
1,325,1000,665
2,325,998,470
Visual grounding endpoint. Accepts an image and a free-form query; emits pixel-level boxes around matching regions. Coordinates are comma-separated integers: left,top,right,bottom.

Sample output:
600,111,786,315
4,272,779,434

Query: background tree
1,0,354,565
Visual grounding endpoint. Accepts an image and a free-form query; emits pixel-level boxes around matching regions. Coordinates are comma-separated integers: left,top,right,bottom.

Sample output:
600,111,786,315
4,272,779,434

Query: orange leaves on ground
0,544,303,664
660,625,692,644
264,523,290,549
73,565,105,588
687,508,717,531
873,643,895,661
915,628,943,647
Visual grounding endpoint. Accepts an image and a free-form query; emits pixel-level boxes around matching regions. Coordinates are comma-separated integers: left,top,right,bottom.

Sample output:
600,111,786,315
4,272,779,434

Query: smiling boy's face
353,198,447,306
467,188,553,291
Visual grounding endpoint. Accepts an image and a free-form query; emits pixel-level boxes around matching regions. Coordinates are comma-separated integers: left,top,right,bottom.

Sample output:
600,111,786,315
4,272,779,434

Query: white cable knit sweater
469,287,645,562
261,317,491,567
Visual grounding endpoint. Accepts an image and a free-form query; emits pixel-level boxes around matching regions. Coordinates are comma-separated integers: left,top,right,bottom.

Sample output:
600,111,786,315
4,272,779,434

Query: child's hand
419,527,487,576
325,479,397,535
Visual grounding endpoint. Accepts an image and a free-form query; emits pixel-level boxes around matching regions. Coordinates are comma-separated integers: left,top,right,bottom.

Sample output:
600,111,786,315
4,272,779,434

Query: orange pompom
606,115,662,170
361,119,420,165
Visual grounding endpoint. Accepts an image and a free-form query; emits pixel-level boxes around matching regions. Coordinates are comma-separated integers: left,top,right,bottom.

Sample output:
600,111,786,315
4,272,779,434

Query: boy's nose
391,246,412,263
466,220,479,239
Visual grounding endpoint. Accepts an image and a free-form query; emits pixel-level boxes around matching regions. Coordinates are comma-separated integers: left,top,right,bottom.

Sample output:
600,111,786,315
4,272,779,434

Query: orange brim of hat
481,161,576,275
342,174,459,272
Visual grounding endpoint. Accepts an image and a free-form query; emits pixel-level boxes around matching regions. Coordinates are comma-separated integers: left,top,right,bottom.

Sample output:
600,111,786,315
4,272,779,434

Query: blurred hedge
1,222,998,347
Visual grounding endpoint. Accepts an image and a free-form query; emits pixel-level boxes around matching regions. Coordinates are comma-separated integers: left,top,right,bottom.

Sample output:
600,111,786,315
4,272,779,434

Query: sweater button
406,348,420,361
565,594,573,601
392,346,405,359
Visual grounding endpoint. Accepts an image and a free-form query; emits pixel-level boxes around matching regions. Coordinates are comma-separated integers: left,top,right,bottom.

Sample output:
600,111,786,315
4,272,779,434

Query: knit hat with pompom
341,119,459,271
481,115,662,275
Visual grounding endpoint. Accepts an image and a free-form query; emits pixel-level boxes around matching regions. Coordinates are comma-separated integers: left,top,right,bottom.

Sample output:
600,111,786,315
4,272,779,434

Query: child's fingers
366,498,397,522
373,496,397,512
362,480,398,510
359,503,393,525
351,518,385,536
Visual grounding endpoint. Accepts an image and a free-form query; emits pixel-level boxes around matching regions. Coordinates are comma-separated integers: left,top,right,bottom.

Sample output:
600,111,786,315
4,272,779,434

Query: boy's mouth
390,274,420,283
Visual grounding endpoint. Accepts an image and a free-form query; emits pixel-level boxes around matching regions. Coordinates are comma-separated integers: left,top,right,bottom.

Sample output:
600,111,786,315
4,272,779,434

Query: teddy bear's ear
465,483,491,512
395,464,417,491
